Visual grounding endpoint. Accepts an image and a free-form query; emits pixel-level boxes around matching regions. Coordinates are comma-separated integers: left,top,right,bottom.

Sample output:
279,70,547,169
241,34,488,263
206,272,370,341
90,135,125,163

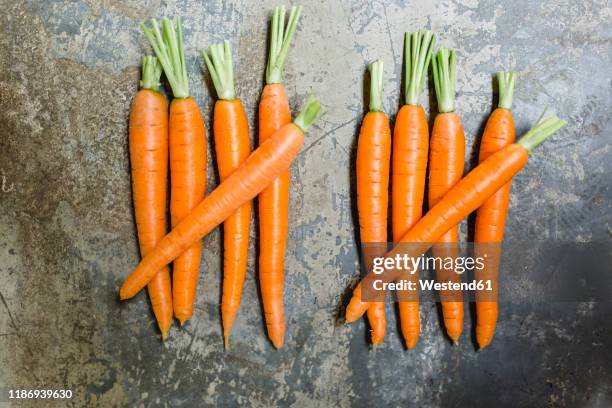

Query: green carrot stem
139,56,163,92
294,95,321,132
517,116,567,152
369,60,384,112
497,71,516,110
431,47,456,113
266,5,302,85
141,17,190,99
202,40,236,100
404,31,436,106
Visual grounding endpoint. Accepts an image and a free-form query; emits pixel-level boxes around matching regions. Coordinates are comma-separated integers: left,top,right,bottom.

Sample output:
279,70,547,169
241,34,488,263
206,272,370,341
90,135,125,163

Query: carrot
393,31,435,349
475,72,516,349
142,18,207,325
258,5,302,349
202,41,252,348
429,48,465,343
345,117,566,322
129,56,173,339
119,97,321,299
347,60,391,345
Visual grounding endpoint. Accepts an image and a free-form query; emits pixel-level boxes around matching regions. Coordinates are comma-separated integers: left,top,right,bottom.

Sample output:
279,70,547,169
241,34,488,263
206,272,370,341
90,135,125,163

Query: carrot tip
371,336,384,346
223,332,230,350
345,315,358,324
118,288,129,301
405,339,418,350
446,329,462,344
160,330,169,341
270,335,284,349
178,318,187,327
345,305,367,323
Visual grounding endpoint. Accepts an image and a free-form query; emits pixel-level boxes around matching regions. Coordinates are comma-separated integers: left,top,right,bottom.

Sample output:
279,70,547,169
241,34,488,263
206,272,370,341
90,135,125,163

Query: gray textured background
1,0,611,406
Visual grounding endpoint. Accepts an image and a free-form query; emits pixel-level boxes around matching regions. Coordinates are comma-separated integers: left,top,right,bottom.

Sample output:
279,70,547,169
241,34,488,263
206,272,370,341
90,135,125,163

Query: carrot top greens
294,95,321,132
141,17,190,99
517,116,567,152
497,71,516,110
202,41,236,101
369,60,384,112
404,31,436,106
431,48,456,113
140,56,163,92
266,5,302,85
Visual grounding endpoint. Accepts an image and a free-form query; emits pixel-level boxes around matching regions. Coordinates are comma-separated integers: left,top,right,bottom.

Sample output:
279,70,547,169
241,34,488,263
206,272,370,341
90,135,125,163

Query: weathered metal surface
0,0,610,406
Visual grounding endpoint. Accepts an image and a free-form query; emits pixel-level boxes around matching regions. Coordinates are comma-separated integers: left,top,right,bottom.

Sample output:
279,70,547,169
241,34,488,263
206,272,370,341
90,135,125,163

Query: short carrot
202,41,252,348
258,5,302,349
119,97,321,299
392,31,435,349
429,48,465,343
129,56,173,339
142,17,207,325
474,72,516,349
344,117,566,319
348,60,391,345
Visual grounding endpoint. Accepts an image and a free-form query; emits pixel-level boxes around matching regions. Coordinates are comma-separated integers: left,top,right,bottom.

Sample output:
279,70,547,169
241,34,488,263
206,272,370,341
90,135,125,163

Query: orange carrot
345,117,566,323
202,41,252,348
129,56,173,339
392,31,435,349
429,48,465,343
475,72,516,349
350,60,391,345
142,17,207,325
258,5,302,349
119,97,321,299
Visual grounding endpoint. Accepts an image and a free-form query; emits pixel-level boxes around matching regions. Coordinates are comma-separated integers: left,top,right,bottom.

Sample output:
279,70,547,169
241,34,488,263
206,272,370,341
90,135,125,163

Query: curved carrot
120,97,321,300
475,72,516,349
393,31,435,349
202,41,252,348
429,48,465,343
355,60,391,345
258,5,302,349
129,56,173,339
345,117,566,323
142,17,207,325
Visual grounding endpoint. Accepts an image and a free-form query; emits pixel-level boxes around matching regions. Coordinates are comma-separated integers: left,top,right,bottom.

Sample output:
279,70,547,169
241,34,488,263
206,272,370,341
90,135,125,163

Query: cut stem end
294,95,321,132
139,56,162,91
202,40,236,100
431,47,456,113
404,31,436,106
266,5,303,84
518,116,567,152
141,17,190,98
497,71,516,110
369,60,384,112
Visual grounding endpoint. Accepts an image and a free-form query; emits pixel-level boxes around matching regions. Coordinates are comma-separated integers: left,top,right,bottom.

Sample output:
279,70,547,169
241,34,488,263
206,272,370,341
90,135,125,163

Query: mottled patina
0,0,611,406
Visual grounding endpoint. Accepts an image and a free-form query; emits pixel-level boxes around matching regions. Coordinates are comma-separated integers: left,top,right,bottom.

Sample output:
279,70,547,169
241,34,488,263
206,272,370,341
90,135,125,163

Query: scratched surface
1,0,611,406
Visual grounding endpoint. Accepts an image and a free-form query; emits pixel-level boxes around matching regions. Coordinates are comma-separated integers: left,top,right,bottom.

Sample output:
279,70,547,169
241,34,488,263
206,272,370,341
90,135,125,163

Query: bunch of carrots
346,31,566,349
125,6,320,348
123,13,566,352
